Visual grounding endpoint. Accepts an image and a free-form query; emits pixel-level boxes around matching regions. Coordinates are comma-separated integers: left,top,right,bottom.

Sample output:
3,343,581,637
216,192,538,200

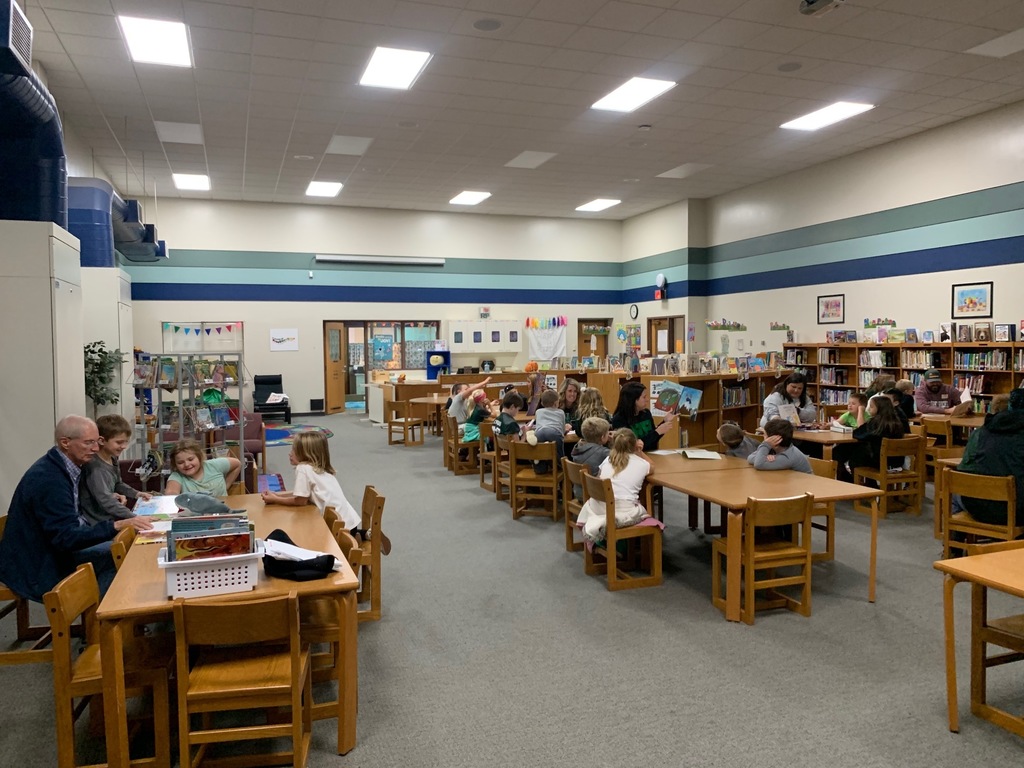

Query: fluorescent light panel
505,151,557,169
326,135,374,155
316,254,445,267
449,190,491,206
657,162,713,179
591,77,675,112
781,101,874,131
154,121,203,144
118,16,192,67
306,181,343,197
576,198,620,212
172,173,209,191
965,27,1024,58
360,46,432,89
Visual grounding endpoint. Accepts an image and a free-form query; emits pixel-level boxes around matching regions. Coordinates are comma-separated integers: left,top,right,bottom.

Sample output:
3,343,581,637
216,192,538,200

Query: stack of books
166,514,254,562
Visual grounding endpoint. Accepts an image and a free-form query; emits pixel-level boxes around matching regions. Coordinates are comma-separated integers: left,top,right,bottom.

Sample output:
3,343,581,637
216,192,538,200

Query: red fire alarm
654,289,663,300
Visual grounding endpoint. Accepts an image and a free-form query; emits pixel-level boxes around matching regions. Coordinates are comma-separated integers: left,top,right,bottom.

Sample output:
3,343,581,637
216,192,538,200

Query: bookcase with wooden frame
898,342,950,389
637,374,722,450
815,342,859,407
951,341,1013,413
856,344,901,391
1015,343,1024,391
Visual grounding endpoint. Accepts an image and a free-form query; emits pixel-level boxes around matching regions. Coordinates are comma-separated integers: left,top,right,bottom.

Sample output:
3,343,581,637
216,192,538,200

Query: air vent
0,0,33,76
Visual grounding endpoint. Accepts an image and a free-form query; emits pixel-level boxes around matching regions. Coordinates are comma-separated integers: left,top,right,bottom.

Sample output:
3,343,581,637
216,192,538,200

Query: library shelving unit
952,342,1013,411
815,344,858,406
899,343,949,387
857,346,901,388
130,352,246,490
782,344,819,401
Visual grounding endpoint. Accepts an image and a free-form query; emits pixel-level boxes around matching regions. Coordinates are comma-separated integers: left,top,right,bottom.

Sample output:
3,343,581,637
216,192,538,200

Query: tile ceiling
23,0,1024,220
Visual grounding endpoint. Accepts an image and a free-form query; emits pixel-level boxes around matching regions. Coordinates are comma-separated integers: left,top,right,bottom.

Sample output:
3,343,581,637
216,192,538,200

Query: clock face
629,304,639,320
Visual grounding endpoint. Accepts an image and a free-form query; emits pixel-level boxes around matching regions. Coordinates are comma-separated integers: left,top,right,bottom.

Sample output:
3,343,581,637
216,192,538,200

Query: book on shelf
190,359,212,383
939,323,952,342
221,362,239,382
905,328,919,343
974,322,993,342
876,327,889,343
686,354,700,375
211,404,231,428
132,362,156,387
889,328,906,344
157,360,177,388
994,323,1015,342
922,330,935,343
844,330,858,343
190,406,215,431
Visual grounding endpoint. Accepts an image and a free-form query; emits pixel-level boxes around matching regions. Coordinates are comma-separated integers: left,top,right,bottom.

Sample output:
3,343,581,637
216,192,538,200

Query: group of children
82,413,361,535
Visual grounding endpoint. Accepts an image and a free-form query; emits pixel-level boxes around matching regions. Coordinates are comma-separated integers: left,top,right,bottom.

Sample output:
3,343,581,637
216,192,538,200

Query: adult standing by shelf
0,415,152,601
914,368,972,415
759,372,820,429
611,380,677,451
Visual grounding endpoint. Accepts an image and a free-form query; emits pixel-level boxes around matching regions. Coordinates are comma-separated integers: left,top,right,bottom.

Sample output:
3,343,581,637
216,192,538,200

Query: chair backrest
944,468,1016,508
253,374,283,403
807,457,836,479
922,417,953,442
907,423,928,439
509,439,557,466
581,473,615,526
242,411,264,439
746,493,814,529
334,529,363,572
879,435,924,465
174,591,298,647
323,505,340,532
823,404,847,420
43,563,99,673
110,526,137,571
479,421,494,447
562,458,590,489
743,430,764,444
361,485,386,534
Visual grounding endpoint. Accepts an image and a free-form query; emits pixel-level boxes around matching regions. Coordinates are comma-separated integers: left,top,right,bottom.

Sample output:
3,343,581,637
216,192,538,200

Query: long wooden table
96,496,361,767
648,467,880,622
791,429,857,460
934,547,1024,736
410,393,447,435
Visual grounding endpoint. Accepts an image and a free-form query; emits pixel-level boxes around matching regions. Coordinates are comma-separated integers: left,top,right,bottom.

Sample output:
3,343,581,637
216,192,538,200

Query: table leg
943,574,960,732
869,497,878,603
100,619,130,768
970,583,987,716
726,509,742,622
337,590,358,754
822,444,833,461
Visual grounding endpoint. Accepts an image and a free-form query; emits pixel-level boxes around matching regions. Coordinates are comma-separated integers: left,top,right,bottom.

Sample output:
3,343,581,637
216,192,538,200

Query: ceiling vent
0,0,32,76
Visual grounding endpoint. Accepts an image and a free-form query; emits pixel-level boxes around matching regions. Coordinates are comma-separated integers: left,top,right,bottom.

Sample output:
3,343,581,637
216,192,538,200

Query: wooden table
97,496,361,767
934,547,1024,736
410,393,448,436
650,468,880,622
645,453,750,530
791,429,857,460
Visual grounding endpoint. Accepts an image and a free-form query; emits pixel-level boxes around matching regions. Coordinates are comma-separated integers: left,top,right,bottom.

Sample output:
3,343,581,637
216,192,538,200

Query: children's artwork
817,294,844,324
270,328,299,351
544,374,557,390
951,281,993,319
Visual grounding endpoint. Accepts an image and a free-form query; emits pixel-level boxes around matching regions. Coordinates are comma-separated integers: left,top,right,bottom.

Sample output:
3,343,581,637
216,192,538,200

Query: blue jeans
72,540,117,597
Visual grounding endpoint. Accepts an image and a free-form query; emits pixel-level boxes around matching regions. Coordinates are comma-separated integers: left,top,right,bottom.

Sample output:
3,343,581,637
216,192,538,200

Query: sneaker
534,460,551,475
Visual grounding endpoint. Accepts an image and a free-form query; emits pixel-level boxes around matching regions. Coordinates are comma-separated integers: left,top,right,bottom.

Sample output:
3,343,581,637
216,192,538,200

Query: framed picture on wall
951,281,993,319
817,294,844,324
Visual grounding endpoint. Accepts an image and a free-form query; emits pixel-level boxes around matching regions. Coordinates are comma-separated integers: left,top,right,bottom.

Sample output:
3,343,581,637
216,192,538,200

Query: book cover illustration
173,532,252,562
192,407,215,431
889,328,906,344
190,359,212,383
776,403,801,427
211,405,231,427
922,330,935,343
132,362,156,387
157,360,177,388
905,328,919,343
877,327,889,343
844,330,858,343
221,362,239,382
652,381,703,420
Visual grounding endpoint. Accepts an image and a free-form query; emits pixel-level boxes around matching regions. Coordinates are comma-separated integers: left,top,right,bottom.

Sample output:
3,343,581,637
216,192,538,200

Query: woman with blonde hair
575,428,656,544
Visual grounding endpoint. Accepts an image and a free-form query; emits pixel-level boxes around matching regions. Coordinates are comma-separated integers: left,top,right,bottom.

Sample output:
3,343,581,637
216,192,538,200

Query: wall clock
629,304,639,320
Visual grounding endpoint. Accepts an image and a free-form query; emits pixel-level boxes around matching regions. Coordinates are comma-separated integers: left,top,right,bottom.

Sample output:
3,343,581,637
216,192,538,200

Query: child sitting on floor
576,428,656,544
716,421,759,459
748,419,812,474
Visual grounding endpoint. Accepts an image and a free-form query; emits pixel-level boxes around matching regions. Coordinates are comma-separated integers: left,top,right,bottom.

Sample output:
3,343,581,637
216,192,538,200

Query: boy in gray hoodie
570,417,611,500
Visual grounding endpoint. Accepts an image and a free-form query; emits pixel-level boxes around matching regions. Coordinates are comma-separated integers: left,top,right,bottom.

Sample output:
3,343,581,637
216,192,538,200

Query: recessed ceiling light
172,173,209,191
781,101,874,131
657,162,713,179
449,190,491,206
591,77,676,113
622,178,640,183
293,154,315,160
396,120,420,129
306,181,343,197
505,151,557,169
777,61,803,73
965,27,1024,58
359,46,432,90
118,16,193,67
575,198,620,212
473,18,503,32
326,135,373,155
154,121,203,144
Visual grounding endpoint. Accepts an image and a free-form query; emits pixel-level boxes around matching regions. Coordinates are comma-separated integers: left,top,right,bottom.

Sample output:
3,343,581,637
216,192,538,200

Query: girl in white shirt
261,432,360,531
576,428,654,544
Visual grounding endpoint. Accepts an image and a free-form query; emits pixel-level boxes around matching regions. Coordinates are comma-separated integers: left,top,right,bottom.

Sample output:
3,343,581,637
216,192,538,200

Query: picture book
974,322,993,342
639,356,652,373
133,495,180,517
211,404,231,427
221,362,238,382
922,330,935,343
725,357,738,374
650,357,666,375
157,360,177,388
940,323,952,342
747,356,765,372
665,356,680,375
889,328,906,343
736,356,749,379
190,359,212,383
686,354,700,374
544,374,558,390
652,381,703,419
777,403,800,427
905,328,919,343
681,449,721,460
876,327,888,343
172,531,252,562
844,330,858,343
580,357,594,369
191,406,215,431
132,362,156,387
994,324,1015,342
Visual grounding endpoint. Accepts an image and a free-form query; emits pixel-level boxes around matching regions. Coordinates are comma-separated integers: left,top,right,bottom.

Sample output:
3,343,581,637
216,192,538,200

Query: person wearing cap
913,368,970,415
950,388,1024,530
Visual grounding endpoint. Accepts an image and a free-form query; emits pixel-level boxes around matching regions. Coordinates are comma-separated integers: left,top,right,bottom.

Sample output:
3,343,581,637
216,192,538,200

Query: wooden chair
323,505,340,536
300,528,364,721
942,468,1022,558
807,457,837,562
439,408,450,468
922,416,962,482
852,435,926,517
822,404,847,421
355,485,387,622
110,525,137,571
386,400,425,446
478,421,497,492
494,434,513,503
581,473,662,591
0,516,53,666
446,415,479,475
711,493,814,625
561,457,590,552
44,563,173,768
173,591,311,768
508,440,560,521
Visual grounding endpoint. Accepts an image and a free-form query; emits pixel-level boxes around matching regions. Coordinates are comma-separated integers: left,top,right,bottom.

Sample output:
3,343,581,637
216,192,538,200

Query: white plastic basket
157,540,264,598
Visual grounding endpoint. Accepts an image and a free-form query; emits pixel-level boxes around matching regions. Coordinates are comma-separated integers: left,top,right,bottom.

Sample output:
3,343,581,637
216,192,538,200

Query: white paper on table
263,539,342,571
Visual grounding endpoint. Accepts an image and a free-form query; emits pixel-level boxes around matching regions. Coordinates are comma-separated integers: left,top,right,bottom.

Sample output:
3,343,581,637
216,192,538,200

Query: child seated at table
748,419,812,474
832,393,868,429
532,389,567,473
462,389,497,444
261,431,360,531
164,439,242,497
494,391,525,440
716,421,759,459
570,386,612,437
80,414,153,525
576,428,657,544
570,417,611,500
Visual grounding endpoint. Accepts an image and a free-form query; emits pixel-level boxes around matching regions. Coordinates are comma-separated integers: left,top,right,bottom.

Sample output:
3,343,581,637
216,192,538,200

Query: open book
681,449,722,460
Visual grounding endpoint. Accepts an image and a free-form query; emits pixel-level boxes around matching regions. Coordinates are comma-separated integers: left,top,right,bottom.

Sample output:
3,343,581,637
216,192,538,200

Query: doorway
577,318,611,361
323,322,348,414
647,315,686,356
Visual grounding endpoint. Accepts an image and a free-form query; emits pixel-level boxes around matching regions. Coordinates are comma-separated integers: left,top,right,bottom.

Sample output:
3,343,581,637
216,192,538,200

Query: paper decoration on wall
525,316,568,329
705,319,746,331
164,322,242,335
768,322,790,331
527,326,567,359
270,328,299,352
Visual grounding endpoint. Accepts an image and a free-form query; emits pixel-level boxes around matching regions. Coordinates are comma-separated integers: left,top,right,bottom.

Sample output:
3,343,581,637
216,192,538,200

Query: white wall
705,100,1024,245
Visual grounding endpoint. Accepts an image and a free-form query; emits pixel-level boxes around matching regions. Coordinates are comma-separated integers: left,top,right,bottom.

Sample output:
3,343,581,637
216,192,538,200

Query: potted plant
84,341,125,418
